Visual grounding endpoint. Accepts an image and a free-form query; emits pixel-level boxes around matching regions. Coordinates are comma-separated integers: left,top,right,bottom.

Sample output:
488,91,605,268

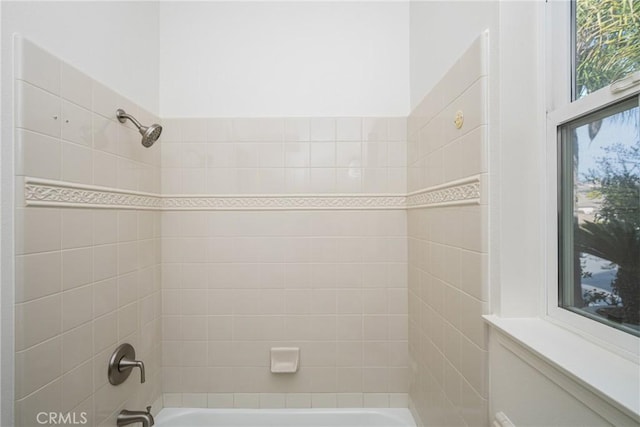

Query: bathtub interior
154,408,417,427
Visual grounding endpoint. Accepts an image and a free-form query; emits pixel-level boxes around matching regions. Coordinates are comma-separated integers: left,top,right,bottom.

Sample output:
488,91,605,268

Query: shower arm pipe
116,109,143,129
115,108,162,148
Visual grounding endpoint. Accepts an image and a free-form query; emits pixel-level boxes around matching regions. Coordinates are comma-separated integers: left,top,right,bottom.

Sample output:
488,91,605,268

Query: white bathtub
155,408,416,427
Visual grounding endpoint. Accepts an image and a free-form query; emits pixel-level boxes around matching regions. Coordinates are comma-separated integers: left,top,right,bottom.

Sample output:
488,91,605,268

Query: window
548,0,640,352
558,98,639,336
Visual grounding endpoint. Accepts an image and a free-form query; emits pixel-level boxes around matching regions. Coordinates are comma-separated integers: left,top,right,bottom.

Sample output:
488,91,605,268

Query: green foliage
576,0,640,97
577,219,640,323
578,220,639,270
583,288,621,305
586,141,640,227
581,140,639,323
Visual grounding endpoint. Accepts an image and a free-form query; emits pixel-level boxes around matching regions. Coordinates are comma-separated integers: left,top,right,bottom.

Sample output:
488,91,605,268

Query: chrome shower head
139,123,163,148
116,109,162,147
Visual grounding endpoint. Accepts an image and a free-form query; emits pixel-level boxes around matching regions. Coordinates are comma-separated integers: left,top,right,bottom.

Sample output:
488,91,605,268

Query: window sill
483,315,639,420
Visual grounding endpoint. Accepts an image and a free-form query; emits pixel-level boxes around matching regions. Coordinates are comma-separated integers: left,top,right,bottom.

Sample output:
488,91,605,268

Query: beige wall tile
337,393,363,408
259,393,286,408
62,323,93,373
62,248,93,291
363,392,389,407
16,81,61,138
206,119,233,142
62,361,93,412
233,393,259,408
15,252,61,303
311,393,337,408
16,130,62,179
92,312,117,354
61,62,92,109
14,42,163,417
285,393,311,408
62,141,93,184
182,393,207,408
62,285,93,331
16,208,61,255
15,379,62,427
407,34,488,426
284,119,310,142
15,294,62,351
310,118,336,142
17,39,61,94
93,278,117,319
62,101,93,146
336,118,362,141
92,80,122,121
207,393,234,408
15,337,62,399
362,118,388,142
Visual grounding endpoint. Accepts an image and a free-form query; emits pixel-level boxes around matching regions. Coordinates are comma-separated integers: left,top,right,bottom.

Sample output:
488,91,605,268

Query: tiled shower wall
159,117,407,195
13,39,162,426
159,118,410,408
13,31,496,422
407,34,489,426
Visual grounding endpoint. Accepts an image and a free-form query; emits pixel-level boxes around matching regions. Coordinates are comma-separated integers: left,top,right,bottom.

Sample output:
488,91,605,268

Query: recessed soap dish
270,347,299,373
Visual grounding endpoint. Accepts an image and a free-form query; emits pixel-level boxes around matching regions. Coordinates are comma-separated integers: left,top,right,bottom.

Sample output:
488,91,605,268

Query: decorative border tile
162,195,406,210
406,176,480,209
24,179,162,210
24,177,482,211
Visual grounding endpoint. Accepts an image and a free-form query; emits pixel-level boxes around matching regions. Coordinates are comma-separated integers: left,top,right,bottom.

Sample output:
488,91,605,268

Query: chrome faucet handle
108,343,146,385
118,356,146,383
146,406,152,415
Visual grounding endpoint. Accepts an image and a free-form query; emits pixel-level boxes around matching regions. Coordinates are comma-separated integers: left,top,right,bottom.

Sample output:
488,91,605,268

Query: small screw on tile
52,115,58,120
65,119,69,123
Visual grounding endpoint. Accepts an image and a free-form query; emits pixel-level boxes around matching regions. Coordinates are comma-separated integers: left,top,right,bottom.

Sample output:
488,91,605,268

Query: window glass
574,0,640,100
558,97,639,336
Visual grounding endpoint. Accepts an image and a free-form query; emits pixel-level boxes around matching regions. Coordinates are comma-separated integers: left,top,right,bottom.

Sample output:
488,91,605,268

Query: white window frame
545,0,640,361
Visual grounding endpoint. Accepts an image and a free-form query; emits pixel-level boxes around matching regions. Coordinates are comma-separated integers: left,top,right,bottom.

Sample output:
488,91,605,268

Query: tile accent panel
13,37,162,426
407,33,490,427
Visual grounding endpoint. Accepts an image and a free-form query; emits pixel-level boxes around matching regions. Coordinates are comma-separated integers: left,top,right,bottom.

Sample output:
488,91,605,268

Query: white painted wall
492,0,545,318
159,1,410,117
1,1,160,113
409,1,498,110
0,4,3,424
489,329,636,426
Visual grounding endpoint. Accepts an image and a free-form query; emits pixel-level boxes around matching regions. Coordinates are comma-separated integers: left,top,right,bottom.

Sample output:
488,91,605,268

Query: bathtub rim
155,407,417,426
